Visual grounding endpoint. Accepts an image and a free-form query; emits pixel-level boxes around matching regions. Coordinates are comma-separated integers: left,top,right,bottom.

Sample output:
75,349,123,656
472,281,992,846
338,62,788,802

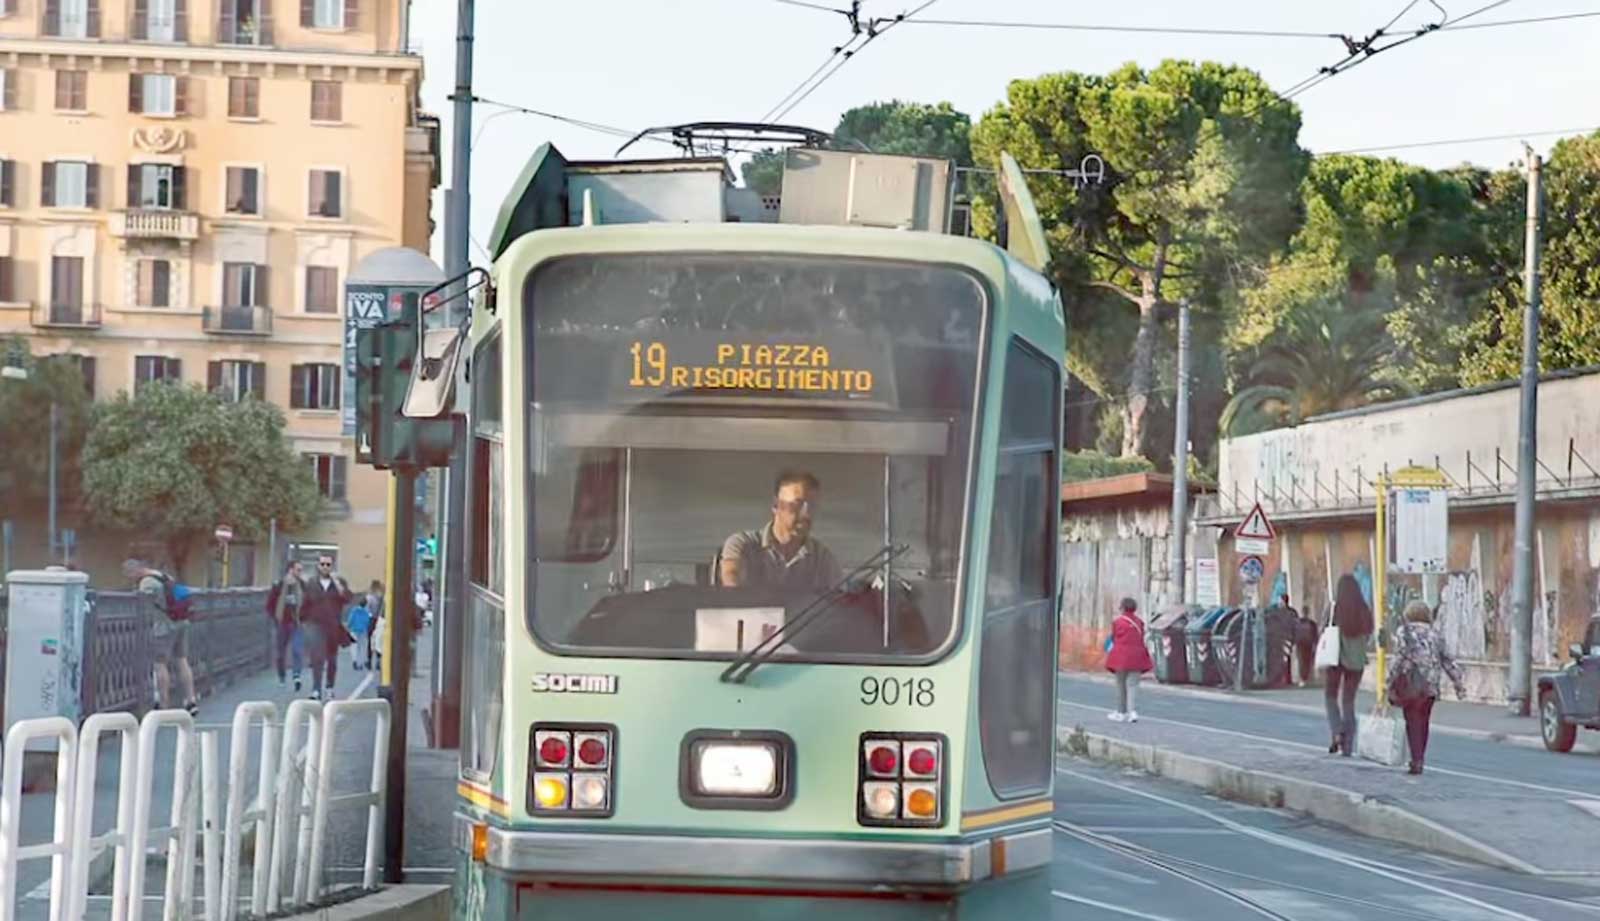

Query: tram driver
719,470,845,590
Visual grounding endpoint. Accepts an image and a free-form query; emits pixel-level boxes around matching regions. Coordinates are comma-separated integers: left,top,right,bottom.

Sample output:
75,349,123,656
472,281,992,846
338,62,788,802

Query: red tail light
535,731,570,768
857,733,945,828
576,734,609,768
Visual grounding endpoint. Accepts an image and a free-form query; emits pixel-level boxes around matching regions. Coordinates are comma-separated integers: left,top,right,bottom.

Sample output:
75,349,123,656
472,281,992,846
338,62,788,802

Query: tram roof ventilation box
778,148,955,233
564,158,740,226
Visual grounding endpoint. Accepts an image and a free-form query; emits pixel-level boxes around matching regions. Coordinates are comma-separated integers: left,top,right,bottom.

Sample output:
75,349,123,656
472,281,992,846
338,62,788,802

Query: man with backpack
124,558,199,715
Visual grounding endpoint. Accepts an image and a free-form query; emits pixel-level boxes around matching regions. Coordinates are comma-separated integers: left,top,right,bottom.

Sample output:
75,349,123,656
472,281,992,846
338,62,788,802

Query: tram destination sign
618,332,897,403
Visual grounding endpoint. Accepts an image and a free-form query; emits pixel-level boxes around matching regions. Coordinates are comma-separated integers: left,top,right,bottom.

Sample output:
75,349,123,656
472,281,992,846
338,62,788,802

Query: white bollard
200,731,221,921
304,699,391,899
0,717,77,921
67,712,140,921
126,710,196,921
220,702,279,921
266,700,322,914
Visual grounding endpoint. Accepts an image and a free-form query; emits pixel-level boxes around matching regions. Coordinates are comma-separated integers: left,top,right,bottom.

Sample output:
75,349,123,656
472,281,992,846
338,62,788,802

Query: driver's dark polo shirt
721,524,844,589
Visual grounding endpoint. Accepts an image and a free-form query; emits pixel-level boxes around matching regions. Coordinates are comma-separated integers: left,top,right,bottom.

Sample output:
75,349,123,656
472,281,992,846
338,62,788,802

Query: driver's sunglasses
776,498,819,514
318,562,333,569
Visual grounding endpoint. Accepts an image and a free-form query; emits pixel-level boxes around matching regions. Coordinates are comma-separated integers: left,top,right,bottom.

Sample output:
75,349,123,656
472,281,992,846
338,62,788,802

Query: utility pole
1508,149,1543,717
383,470,418,883
1169,300,1192,607
432,0,475,749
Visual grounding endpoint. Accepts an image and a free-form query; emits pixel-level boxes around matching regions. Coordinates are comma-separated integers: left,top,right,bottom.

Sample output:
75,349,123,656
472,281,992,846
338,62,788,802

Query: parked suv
1538,615,1600,752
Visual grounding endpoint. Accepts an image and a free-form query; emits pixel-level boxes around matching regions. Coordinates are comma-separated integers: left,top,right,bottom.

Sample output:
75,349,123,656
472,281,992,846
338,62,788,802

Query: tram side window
470,331,505,595
978,340,1059,799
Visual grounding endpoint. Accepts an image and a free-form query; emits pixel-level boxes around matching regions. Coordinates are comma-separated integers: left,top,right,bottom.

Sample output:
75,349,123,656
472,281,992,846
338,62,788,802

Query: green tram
433,129,1065,919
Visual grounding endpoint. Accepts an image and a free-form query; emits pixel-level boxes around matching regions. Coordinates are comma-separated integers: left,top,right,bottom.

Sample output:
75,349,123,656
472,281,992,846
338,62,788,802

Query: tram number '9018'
860,677,935,708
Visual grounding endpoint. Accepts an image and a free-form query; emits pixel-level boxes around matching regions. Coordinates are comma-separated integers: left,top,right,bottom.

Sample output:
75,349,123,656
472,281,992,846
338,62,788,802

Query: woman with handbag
1388,600,1466,775
1322,574,1373,756
1105,597,1155,723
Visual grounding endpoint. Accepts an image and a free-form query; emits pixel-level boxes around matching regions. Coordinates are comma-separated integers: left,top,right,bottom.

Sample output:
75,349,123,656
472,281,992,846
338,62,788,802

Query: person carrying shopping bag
1106,597,1155,723
1387,600,1467,775
1320,574,1373,756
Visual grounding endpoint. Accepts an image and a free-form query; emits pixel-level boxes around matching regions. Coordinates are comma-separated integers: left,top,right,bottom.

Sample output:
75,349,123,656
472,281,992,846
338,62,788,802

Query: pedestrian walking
346,597,374,670
365,580,385,672
301,554,353,700
264,559,308,691
1286,595,1319,687
126,559,200,715
1387,600,1466,775
1105,597,1155,723
1324,574,1374,757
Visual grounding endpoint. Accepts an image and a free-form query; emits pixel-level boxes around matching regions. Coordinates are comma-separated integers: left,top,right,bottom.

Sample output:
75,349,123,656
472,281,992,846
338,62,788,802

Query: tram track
1055,764,1573,921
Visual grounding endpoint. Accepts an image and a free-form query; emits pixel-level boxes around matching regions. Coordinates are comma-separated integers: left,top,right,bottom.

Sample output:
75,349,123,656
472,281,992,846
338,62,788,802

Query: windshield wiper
719,543,912,684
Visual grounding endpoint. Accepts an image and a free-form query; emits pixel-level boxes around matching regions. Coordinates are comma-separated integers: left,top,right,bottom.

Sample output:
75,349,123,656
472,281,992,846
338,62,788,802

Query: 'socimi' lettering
531,672,619,694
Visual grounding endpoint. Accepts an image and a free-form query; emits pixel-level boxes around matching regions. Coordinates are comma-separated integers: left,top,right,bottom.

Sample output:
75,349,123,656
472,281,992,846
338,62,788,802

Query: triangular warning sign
1236,502,1276,540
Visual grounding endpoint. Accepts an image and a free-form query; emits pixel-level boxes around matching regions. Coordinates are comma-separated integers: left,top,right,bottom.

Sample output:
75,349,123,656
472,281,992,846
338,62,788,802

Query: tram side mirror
403,324,465,419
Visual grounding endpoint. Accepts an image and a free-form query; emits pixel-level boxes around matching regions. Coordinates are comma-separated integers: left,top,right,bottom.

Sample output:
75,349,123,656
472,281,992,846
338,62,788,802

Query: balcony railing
217,14,274,46
32,302,103,329
203,305,272,336
110,210,200,241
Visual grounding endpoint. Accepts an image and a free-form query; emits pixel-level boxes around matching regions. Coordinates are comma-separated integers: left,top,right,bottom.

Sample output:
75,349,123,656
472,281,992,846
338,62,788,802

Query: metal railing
83,588,271,716
202,306,273,336
30,302,103,329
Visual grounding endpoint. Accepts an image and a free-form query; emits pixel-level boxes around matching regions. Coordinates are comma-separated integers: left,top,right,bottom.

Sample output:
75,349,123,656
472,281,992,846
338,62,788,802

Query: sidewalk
1059,672,1600,876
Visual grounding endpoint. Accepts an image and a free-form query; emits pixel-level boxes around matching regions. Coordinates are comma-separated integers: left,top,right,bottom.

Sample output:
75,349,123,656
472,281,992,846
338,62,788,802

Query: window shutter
126,164,140,207
290,365,307,408
258,6,273,43
228,77,243,116
85,164,99,208
207,360,221,392
132,0,148,39
129,73,143,112
0,160,13,207
327,172,341,217
243,168,258,212
300,0,313,26
167,357,181,380
136,259,151,305
252,362,266,399
80,357,95,397
0,257,11,302
255,264,269,307
45,0,60,35
2,70,15,110
174,77,188,116
174,0,187,40
218,1,235,41
153,259,171,306
344,0,357,28
332,456,348,500
41,162,55,206
245,77,259,115
55,72,68,110
332,362,343,408
172,166,187,210
86,0,100,37
308,171,324,215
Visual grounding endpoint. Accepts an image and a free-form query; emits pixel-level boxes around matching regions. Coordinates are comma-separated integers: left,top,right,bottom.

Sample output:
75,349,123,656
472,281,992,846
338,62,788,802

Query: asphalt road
1051,757,1600,921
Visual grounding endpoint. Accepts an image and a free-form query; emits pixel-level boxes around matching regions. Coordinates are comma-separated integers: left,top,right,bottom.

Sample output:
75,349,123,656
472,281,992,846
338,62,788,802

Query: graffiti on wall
1437,570,1488,660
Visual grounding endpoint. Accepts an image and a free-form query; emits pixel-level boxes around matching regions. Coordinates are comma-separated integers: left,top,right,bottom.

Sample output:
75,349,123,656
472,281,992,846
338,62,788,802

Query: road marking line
1059,697,1595,800
1051,890,1178,920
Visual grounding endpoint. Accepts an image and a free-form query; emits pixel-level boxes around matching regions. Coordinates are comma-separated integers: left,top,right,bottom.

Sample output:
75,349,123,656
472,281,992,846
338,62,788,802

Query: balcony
32,303,103,330
217,15,274,47
203,306,273,336
110,210,200,242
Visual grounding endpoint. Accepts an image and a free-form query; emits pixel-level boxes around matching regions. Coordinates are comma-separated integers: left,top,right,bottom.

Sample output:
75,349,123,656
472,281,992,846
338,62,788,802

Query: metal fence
81,588,272,716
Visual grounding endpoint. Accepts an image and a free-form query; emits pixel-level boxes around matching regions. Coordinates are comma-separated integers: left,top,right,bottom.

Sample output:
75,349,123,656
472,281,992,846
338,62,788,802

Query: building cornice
0,38,423,78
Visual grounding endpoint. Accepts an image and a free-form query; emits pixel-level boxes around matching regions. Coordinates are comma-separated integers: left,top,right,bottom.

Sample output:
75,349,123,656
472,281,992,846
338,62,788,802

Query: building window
309,81,341,122
0,256,14,302
290,363,340,410
134,0,184,42
304,0,354,30
128,163,187,210
227,76,259,118
51,256,84,310
43,161,97,208
225,166,260,215
137,258,172,307
305,266,338,313
0,159,14,207
223,262,266,308
209,359,264,402
218,0,272,45
135,355,182,391
308,170,342,218
0,70,15,111
55,70,87,112
307,453,348,501
129,74,185,116
46,0,99,38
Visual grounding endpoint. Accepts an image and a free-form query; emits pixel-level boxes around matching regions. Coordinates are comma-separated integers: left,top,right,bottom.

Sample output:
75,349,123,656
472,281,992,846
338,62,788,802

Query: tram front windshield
524,253,987,663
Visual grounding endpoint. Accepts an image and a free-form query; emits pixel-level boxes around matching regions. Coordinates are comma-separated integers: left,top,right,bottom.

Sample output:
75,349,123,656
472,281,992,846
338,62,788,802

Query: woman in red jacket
1106,597,1155,722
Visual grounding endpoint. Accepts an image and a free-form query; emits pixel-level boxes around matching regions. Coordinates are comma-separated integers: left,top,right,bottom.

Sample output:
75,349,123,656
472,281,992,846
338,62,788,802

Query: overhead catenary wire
1327,125,1600,154
767,0,944,123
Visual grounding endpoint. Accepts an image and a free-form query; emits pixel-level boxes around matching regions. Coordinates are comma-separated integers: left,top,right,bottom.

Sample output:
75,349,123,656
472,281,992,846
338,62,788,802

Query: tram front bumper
455,815,1049,890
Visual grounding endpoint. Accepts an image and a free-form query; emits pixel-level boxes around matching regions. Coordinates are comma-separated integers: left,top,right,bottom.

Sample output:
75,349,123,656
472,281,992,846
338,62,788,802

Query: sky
411,0,1600,267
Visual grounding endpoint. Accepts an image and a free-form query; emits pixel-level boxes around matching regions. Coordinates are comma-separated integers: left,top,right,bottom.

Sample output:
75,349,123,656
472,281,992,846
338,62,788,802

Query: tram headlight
693,741,779,797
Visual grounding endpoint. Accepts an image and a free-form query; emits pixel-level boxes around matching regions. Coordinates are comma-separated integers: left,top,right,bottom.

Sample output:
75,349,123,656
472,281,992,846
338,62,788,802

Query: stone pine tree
972,61,1307,460
742,100,974,195
81,381,321,574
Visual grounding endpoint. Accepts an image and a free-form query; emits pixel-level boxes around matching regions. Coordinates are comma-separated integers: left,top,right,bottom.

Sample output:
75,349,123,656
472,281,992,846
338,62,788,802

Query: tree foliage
81,383,320,570
971,61,1307,459
0,340,93,510
833,100,973,164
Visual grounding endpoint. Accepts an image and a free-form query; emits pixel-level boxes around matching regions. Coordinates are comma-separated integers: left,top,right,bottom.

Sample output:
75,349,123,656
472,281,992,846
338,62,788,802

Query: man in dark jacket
301,554,353,700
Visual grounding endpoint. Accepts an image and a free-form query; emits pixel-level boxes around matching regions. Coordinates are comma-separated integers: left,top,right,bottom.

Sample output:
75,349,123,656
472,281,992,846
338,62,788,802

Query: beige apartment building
0,0,439,587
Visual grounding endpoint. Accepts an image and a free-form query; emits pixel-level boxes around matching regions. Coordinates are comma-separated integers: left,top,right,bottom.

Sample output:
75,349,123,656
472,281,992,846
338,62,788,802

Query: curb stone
270,884,449,920
1059,726,1541,876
